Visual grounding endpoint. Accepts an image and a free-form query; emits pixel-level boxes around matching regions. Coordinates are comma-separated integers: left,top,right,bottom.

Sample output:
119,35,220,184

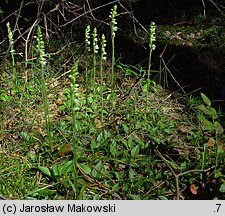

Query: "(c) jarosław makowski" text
19,203,116,213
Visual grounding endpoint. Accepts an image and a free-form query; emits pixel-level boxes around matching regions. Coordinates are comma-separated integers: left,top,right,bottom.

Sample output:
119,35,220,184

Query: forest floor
0,2,225,200
1,46,225,199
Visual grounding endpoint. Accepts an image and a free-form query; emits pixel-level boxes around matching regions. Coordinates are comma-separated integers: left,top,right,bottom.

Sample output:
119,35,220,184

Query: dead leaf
0,133,5,141
60,144,72,157
33,127,47,137
206,137,215,147
190,184,198,195
164,31,171,37
218,141,225,153
49,78,59,89
94,118,104,129
180,126,191,133
187,33,195,39
174,34,182,40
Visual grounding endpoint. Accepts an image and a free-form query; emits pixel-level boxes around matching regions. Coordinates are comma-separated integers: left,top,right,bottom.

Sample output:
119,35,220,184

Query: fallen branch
154,148,215,200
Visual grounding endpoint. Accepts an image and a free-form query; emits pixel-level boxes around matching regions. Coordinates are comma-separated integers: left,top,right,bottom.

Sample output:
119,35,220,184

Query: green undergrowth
1,65,225,199
0,6,225,200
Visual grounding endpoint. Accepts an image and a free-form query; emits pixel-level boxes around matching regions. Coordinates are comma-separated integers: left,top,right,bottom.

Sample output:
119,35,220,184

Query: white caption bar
0,201,224,216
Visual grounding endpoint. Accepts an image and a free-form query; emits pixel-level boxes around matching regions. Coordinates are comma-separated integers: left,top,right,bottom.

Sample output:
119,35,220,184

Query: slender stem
213,117,219,169
215,129,218,168
146,22,156,98
92,27,98,91
70,63,79,199
35,26,52,149
41,67,51,147
111,37,115,86
110,5,117,87
7,22,17,88
100,34,107,120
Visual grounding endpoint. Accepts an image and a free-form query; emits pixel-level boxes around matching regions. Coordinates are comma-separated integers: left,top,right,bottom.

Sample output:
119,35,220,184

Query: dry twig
154,149,215,200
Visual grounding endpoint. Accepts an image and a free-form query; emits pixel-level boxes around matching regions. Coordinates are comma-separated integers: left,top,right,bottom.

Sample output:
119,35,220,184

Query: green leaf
27,151,37,161
131,145,139,158
91,170,98,179
112,183,120,191
115,172,120,180
126,113,131,122
91,161,103,178
218,143,225,153
209,107,217,119
197,104,211,116
0,92,10,101
0,9,5,14
95,161,103,171
59,105,66,111
97,132,103,142
61,160,73,175
107,93,114,101
214,170,223,178
79,163,92,174
133,136,146,149
201,119,215,132
214,121,224,134
201,93,211,106
155,172,163,180
143,82,149,93
78,184,88,199
122,123,130,135
52,164,60,176
219,182,225,193
20,131,30,141
197,104,217,119
180,162,187,171
117,136,128,149
158,195,168,200
39,166,51,177
90,140,99,151
129,168,136,180
197,113,206,122
128,194,141,200
103,129,111,139
87,95,94,104
127,136,135,148
117,63,139,77
110,139,117,157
